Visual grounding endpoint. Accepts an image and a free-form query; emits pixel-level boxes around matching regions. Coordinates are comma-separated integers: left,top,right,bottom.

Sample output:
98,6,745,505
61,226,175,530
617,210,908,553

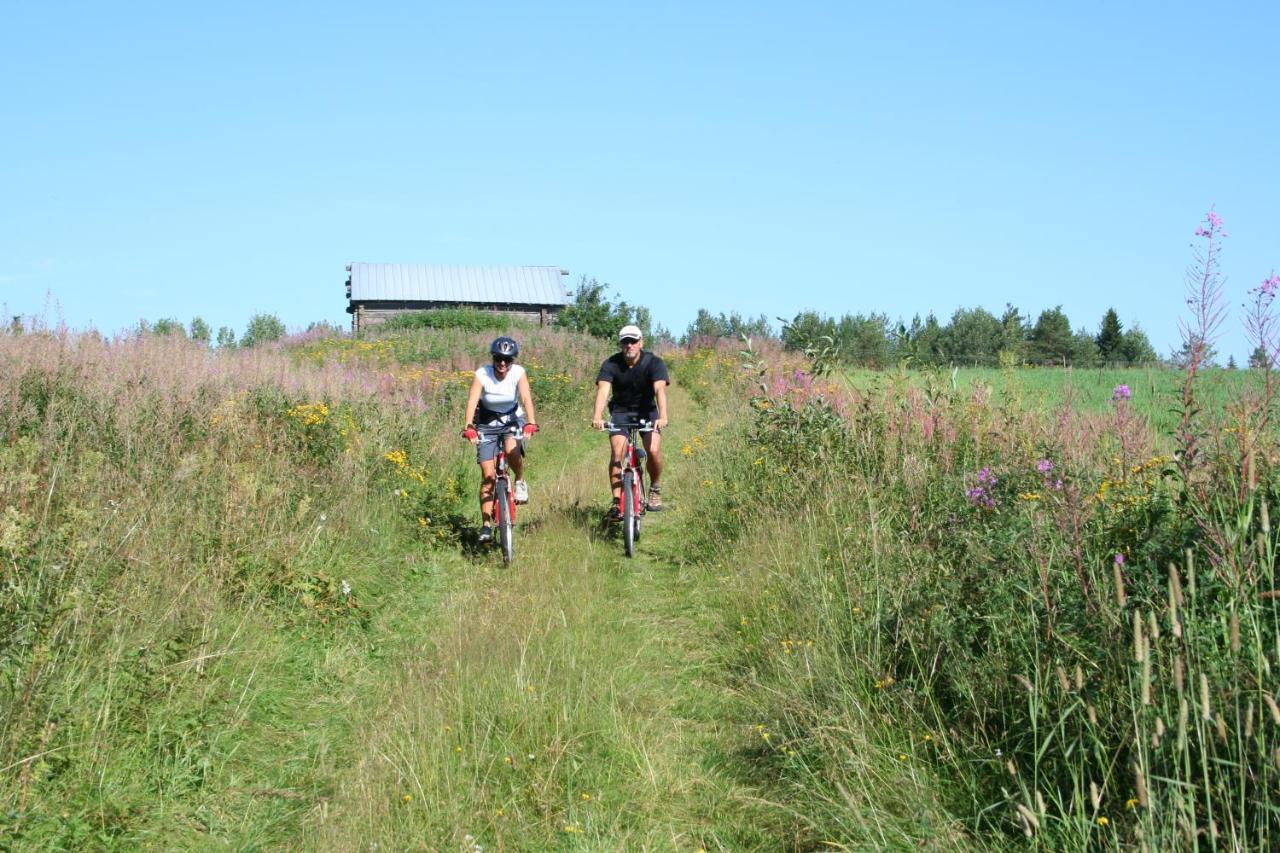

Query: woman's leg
505,436,524,481
478,459,497,522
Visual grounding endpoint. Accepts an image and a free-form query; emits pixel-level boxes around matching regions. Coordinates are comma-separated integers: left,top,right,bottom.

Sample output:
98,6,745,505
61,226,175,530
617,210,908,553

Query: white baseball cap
618,324,643,341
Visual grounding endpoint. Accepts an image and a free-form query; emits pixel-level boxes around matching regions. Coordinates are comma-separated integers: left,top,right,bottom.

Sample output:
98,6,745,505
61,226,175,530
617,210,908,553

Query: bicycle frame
606,419,654,557
477,423,522,562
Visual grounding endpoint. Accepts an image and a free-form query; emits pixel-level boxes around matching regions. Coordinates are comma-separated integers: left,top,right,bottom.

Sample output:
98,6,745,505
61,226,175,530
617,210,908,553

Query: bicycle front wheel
622,470,636,558
495,478,514,564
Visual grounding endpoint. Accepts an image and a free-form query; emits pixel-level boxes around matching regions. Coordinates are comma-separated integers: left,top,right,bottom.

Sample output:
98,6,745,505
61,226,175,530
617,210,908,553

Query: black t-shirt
596,351,670,412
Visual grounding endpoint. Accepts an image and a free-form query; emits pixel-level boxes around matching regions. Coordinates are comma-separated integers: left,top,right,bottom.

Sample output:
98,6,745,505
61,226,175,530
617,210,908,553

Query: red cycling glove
522,423,539,437
462,427,478,441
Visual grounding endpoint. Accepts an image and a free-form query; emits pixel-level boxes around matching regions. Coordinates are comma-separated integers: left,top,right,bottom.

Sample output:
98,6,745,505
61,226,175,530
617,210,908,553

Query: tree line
676,304,1158,368
128,275,1165,368
557,277,1161,368
785,305,1159,368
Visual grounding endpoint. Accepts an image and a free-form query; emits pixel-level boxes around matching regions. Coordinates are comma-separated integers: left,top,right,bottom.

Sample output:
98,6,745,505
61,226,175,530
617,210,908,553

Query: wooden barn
345,264,571,334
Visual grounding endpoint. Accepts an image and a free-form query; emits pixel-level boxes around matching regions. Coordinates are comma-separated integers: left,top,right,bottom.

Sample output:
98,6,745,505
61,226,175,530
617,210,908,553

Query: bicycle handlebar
603,419,656,432
468,422,525,444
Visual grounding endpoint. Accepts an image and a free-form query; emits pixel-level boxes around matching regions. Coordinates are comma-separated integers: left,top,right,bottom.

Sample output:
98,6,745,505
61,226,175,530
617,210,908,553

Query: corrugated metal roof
348,264,570,306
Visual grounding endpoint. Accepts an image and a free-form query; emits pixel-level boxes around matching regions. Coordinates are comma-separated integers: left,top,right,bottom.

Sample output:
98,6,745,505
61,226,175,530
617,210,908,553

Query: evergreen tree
1095,308,1124,364
943,307,1003,366
1119,326,1158,365
1028,306,1074,364
216,327,237,348
189,316,212,344
998,304,1028,363
1072,327,1100,367
912,313,946,366
836,313,892,366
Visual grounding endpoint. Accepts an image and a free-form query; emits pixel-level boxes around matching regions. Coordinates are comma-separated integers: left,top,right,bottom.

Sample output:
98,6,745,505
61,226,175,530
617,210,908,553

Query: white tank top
475,364,526,419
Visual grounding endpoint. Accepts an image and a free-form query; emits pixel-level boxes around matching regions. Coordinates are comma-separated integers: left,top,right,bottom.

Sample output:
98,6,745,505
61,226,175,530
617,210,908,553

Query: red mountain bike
606,419,654,558
471,423,522,564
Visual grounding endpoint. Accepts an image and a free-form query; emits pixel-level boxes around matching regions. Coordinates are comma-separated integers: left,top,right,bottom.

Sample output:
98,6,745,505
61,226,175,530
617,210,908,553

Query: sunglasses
620,338,641,345
492,356,513,364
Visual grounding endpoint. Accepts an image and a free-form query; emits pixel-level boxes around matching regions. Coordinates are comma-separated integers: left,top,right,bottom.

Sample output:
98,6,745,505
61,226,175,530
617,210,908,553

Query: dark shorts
475,415,526,463
606,409,658,438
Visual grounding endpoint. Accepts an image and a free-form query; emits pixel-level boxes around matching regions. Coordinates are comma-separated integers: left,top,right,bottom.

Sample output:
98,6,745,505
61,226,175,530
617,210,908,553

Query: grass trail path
305,387,786,850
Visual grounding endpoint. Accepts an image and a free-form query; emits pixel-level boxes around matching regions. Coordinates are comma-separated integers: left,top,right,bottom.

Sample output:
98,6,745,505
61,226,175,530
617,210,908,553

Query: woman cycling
461,337,538,543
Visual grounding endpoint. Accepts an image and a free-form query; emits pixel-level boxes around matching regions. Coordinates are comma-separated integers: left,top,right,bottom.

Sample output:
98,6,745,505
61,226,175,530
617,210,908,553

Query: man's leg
642,428,664,509
609,433,628,509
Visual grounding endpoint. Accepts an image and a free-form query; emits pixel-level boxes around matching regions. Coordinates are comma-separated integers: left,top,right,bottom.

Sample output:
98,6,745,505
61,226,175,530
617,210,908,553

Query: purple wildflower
1114,553,1125,566
1036,458,1054,474
1112,384,1131,402
965,468,999,509
1261,274,1280,299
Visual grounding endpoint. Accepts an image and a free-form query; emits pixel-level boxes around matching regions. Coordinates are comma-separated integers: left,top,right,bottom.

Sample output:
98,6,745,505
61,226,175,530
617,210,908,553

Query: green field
4,329,1278,849
841,365,1254,435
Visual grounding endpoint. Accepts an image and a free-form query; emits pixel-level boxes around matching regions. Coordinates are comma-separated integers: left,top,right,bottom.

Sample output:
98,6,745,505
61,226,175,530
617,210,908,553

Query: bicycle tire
622,470,636,558
495,478,514,564
634,469,644,542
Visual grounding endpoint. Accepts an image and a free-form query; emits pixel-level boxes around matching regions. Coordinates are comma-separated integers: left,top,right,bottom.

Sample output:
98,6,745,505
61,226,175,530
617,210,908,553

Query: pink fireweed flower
1112,384,1131,401
1261,273,1280,299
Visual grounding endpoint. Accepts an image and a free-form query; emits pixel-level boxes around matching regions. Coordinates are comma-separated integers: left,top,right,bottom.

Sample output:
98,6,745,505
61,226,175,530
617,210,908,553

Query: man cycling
591,324,670,517
461,337,539,543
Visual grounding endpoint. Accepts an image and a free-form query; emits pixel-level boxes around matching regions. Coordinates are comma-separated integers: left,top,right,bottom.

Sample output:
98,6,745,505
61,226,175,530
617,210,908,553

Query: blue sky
3,1,1277,360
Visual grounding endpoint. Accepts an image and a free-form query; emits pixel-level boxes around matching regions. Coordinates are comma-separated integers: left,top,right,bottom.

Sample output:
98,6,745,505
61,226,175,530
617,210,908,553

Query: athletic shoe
514,480,529,504
477,524,493,543
646,488,663,512
606,506,623,522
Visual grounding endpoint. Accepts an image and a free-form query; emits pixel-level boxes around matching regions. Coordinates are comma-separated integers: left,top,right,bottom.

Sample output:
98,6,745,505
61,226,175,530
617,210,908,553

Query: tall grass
672,336,1280,847
0,323,600,846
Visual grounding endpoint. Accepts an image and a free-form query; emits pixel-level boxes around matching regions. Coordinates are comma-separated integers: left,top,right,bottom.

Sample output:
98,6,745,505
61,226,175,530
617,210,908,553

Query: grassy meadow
840,364,1254,437
3,316,1280,849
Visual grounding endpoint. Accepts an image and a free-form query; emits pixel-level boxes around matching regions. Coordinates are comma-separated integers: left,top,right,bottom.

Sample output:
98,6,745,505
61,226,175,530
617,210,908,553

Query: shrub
377,308,519,334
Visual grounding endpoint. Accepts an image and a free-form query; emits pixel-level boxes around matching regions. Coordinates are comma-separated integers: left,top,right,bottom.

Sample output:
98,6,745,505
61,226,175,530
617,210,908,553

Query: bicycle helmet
490,336,519,359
